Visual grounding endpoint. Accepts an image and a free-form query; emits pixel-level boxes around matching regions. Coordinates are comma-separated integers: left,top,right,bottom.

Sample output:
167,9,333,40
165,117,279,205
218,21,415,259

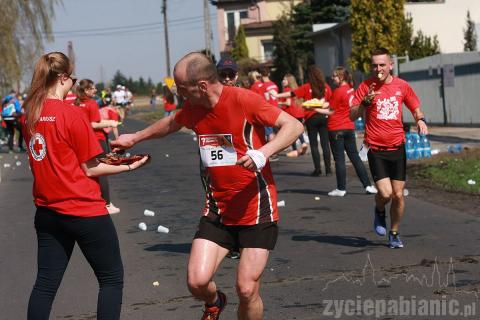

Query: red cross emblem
29,133,47,161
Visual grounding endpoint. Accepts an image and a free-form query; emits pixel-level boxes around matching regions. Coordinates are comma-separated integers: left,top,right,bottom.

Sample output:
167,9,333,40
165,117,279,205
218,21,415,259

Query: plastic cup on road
144,209,155,217
138,222,147,231
157,225,169,234
277,200,285,207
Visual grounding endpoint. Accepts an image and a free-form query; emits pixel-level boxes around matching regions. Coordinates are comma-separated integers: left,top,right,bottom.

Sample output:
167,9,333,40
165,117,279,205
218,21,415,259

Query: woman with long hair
278,74,308,157
276,65,333,175
327,66,377,197
75,79,120,214
23,52,148,320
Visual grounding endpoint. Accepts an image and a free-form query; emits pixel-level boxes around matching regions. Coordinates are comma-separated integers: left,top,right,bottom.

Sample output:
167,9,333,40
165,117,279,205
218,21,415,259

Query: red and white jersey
64,91,76,105
280,87,304,119
75,99,105,141
294,83,332,120
250,81,264,98
23,99,106,217
352,77,420,147
262,80,279,107
174,86,281,226
327,83,355,131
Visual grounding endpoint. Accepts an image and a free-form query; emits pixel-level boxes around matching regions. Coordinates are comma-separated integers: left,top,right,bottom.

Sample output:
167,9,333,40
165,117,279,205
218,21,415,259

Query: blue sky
44,0,218,84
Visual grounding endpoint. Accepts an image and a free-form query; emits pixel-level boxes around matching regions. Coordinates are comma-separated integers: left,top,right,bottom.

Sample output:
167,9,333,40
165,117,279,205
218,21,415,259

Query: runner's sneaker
365,185,378,194
299,143,308,155
106,203,120,215
202,291,227,320
226,251,240,259
328,189,346,197
388,231,404,249
373,207,387,236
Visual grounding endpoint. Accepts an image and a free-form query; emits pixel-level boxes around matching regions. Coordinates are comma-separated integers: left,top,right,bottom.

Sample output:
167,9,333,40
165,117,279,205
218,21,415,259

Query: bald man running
111,52,303,320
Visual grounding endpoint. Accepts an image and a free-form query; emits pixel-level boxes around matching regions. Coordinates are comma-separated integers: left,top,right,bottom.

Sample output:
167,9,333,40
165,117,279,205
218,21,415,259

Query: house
309,0,480,77
211,0,303,63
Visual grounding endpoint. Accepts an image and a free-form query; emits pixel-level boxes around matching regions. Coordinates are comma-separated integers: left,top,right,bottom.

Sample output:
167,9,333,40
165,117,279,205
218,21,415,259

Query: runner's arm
412,107,428,135
110,114,182,150
258,111,303,158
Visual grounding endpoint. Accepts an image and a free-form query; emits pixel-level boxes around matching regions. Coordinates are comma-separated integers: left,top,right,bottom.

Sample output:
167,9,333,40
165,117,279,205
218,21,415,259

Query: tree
0,0,60,90
200,49,217,64
463,10,477,52
349,0,404,73
409,31,440,59
272,15,298,84
232,25,249,61
112,70,128,87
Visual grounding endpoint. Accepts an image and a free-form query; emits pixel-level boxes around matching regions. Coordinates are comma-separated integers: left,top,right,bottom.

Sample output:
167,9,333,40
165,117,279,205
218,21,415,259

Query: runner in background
75,79,120,215
350,48,428,249
162,85,176,117
216,56,238,87
112,85,127,121
278,74,307,157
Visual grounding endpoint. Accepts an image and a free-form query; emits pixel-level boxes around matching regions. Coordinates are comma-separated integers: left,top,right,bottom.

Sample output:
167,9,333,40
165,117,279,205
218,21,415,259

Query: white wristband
246,149,267,171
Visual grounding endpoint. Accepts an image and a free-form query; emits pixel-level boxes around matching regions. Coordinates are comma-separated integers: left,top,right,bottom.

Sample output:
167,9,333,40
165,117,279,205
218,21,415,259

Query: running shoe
202,291,227,320
373,207,387,236
299,143,308,155
365,185,378,194
328,189,346,197
106,203,120,215
388,232,404,249
310,169,321,177
226,251,240,259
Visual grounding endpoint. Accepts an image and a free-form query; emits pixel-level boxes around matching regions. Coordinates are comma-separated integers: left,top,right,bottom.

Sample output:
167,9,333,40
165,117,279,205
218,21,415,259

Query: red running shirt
76,99,106,141
23,99,107,217
262,80,279,107
351,77,420,147
280,87,304,119
293,83,332,120
327,83,355,131
175,86,281,226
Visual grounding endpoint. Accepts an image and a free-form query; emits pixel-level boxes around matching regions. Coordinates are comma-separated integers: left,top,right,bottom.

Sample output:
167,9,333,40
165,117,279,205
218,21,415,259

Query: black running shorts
367,146,406,182
194,216,278,251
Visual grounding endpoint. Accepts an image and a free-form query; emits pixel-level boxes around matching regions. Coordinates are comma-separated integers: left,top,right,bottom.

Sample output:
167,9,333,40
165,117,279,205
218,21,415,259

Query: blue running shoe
388,232,404,249
374,207,387,236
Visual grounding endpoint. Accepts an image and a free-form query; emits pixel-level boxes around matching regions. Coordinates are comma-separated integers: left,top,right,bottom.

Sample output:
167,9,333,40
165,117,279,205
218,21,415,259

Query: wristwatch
417,117,427,124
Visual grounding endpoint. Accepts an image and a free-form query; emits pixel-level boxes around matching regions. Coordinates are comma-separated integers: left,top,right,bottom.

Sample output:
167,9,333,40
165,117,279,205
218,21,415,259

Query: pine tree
272,15,298,83
409,31,440,59
463,10,477,52
349,0,405,73
232,25,249,61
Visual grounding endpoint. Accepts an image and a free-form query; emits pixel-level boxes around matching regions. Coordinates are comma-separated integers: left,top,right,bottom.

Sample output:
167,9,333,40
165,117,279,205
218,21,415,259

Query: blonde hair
23,52,72,134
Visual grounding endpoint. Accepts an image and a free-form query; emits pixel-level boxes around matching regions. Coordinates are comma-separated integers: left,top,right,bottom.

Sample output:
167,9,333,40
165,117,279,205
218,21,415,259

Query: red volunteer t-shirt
280,87,304,119
293,83,332,120
174,86,281,226
250,81,264,98
24,99,107,217
352,77,420,147
76,99,105,141
327,83,355,131
99,106,120,134
262,80,279,107
64,92,76,105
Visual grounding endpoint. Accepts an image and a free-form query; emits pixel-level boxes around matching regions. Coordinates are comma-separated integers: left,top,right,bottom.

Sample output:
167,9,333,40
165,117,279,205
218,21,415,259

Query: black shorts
367,146,406,182
194,216,278,251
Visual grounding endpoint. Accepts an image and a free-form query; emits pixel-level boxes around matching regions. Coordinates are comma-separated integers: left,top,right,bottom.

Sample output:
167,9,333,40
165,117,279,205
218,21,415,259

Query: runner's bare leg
390,180,406,231
374,177,393,211
187,238,229,304
236,248,269,320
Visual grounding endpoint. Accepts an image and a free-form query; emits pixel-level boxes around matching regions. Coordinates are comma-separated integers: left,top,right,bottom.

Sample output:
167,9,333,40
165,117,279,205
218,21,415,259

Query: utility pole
67,41,76,76
203,0,213,58
162,0,171,76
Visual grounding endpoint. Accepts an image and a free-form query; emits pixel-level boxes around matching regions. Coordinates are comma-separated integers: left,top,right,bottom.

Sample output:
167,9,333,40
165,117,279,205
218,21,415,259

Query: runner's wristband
417,117,426,124
246,150,267,171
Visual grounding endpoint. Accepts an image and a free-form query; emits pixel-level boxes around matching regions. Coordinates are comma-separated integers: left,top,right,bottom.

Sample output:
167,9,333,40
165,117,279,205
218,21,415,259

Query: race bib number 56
199,134,237,167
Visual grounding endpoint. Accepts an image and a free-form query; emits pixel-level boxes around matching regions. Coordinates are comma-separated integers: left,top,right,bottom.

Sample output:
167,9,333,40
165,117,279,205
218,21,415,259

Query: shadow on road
144,242,191,254
292,234,384,248
429,134,480,144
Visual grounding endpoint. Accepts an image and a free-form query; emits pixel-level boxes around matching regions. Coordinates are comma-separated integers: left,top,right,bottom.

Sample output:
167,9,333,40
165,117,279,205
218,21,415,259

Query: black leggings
305,113,331,172
28,207,124,320
98,138,111,204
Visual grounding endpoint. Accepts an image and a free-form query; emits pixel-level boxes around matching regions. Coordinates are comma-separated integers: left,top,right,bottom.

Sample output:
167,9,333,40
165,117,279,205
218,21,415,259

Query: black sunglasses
67,74,77,86
219,71,236,79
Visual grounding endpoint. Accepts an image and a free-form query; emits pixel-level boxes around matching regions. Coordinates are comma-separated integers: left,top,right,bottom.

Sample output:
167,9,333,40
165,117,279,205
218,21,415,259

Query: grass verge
409,148,480,194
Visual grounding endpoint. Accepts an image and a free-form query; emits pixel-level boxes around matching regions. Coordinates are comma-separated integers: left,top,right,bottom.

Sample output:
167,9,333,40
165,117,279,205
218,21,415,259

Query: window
225,10,248,41
262,40,274,61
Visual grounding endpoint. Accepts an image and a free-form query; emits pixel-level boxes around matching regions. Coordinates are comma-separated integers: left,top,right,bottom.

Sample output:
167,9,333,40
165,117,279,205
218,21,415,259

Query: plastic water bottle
405,133,414,160
355,117,365,131
421,135,431,158
412,133,422,159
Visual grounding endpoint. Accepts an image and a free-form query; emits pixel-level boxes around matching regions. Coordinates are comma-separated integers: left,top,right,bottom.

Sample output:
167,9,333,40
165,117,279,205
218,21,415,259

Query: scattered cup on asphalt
138,222,147,231
277,200,285,207
157,225,169,234
144,209,155,217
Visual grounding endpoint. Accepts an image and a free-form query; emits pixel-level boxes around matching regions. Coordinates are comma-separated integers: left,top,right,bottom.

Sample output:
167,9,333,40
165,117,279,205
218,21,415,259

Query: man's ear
198,80,208,93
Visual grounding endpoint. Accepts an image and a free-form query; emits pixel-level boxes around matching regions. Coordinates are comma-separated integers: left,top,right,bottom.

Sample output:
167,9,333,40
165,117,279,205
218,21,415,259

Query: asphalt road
1,118,479,319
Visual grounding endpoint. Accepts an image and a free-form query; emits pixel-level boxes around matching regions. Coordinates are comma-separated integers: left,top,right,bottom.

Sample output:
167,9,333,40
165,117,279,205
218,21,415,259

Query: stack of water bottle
405,132,431,160
355,117,365,131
